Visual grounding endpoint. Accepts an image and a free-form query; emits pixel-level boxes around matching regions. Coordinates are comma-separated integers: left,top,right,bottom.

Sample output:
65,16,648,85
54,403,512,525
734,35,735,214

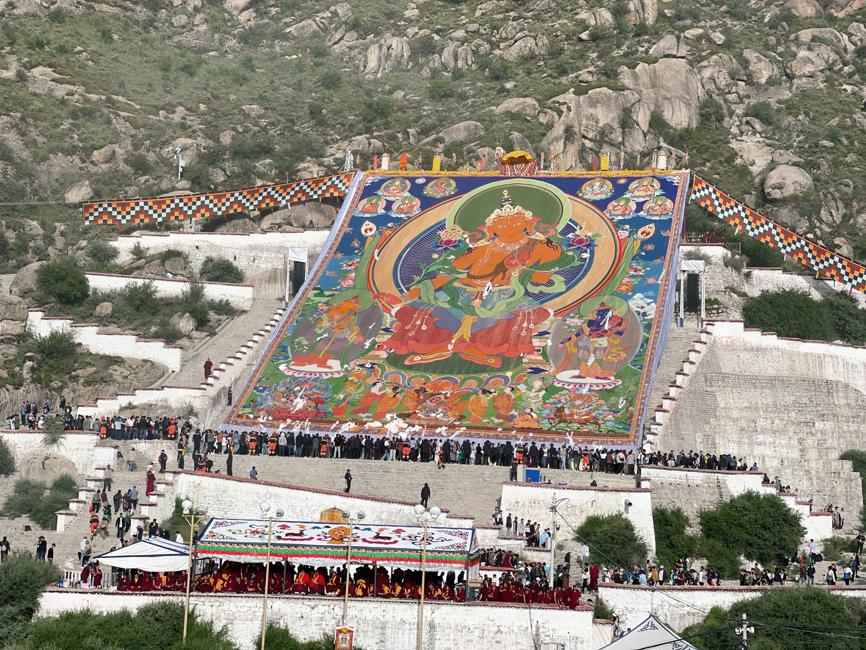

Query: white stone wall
26,310,182,372
499,483,655,554
641,466,765,497
85,273,254,310
599,584,866,631
38,590,599,650
111,231,328,274
0,431,114,476
171,472,473,528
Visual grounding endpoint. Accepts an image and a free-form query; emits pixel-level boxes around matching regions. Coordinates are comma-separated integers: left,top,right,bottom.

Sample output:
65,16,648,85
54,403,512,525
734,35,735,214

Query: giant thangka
228,171,688,446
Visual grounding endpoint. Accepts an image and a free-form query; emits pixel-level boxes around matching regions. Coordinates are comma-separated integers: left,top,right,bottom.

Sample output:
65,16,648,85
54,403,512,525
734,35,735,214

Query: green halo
445,179,571,233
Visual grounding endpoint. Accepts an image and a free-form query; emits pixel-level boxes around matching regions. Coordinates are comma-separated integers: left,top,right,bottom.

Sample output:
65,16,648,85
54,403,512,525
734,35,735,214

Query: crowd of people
640,450,757,472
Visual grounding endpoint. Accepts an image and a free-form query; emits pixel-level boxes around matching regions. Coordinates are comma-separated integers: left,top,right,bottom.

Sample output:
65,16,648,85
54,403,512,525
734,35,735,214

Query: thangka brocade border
691,175,866,292
81,172,355,225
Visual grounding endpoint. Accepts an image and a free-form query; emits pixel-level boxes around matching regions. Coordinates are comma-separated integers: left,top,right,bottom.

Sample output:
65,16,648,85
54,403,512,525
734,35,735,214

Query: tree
199,257,244,284
652,506,698,569
0,554,59,619
0,437,14,476
699,492,804,566
576,514,649,568
85,240,119,267
36,259,89,305
743,290,837,342
41,413,65,449
685,588,866,650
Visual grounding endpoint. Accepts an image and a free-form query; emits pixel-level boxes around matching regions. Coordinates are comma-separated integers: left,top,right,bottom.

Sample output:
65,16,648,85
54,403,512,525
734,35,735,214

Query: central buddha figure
376,191,576,368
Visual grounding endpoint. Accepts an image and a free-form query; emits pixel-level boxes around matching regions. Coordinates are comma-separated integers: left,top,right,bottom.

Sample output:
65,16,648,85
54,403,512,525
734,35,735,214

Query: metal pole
416,522,428,650
342,520,354,627
699,270,706,327
678,272,685,327
549,493,556,585
182,514,196,645
260,517,273,650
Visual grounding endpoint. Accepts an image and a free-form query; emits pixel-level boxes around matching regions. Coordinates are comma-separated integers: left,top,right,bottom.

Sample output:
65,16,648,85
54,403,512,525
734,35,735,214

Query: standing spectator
0,536,10,561
113,490,122,513
344,469,352,493
128,447,137,472
203,358,213,381
226,446,233,477
856,532,865,555
249,466,257,480
158,449,168,473
35,536,47,562
420,483,431,508
103,465,113,491
227,387,233,406
115,514,125,541
129,486,139,510
47,543,55,564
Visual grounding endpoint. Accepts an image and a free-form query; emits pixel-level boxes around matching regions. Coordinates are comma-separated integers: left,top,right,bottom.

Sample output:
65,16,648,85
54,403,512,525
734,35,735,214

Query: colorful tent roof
95,537,190,573
194,518,479,573
600,614,698,650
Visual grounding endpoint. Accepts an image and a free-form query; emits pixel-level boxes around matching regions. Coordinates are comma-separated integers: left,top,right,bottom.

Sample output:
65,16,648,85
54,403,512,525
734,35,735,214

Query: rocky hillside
1,0,865,260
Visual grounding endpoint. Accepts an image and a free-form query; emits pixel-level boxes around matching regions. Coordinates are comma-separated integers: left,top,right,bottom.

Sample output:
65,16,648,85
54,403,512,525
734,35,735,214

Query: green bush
26,601,236,650
821,536,857,561
593,596,616,620
576,514,649,568
37,259,89,305
41,413,65,448
1,474,77,529
359,97,394,127
695,537,742,579
652,506,698,569
117,281,160,314
0,554,59,619
700,492,804,567
258,626,351,650
85,240,118,267
427,78,456,100
0,438,15,476
743,290,837,342
685,588,866,650
743,100,777,127
199,257,244,284
317,69,342,90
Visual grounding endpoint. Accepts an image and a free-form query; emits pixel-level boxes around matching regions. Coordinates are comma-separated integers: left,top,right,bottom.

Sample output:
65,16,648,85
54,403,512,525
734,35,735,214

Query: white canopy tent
95,537,190,573
600,614,698,650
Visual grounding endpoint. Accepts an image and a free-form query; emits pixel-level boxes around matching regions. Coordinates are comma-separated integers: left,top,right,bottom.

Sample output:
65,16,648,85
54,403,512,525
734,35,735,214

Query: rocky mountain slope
1,0,865,260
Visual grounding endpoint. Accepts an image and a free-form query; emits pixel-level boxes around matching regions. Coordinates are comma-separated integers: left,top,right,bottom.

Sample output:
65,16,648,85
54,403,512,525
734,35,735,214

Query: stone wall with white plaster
38,590,599,650
85,273,254,310
499,483,655,554
599,584,866,631
26,310,182,372
170,472,474,528
0,431,114,476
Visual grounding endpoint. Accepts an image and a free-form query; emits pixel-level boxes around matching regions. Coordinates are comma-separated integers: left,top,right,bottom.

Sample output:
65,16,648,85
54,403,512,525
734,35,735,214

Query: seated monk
292,569,311,594
375,575,391,599
129,573,142,592
454,585,466,602
118,573,131,592
352,578,369,598
139,572,154,592
442,584,454,601
310,570,326,595
325,572,343,596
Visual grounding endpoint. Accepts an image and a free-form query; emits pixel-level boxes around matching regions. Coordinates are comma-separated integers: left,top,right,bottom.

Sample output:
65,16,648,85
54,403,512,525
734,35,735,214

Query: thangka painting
228,171,689,445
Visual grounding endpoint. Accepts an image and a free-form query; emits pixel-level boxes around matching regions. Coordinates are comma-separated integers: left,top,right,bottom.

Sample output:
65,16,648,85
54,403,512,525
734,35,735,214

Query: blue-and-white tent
600,614,698,650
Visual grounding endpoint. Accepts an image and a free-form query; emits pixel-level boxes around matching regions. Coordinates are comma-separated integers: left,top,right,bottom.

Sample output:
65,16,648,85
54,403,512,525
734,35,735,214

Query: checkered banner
81,172,355,225
691,175,866,292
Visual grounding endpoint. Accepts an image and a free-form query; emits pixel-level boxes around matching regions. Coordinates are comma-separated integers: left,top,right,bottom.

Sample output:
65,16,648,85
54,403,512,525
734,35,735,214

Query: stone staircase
645,324,702,428
657,335,865,532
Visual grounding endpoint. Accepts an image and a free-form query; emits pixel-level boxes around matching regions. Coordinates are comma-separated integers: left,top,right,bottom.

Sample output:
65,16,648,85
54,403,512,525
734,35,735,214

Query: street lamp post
181,499,203,645
341,511,365,627
548,495,568,586
414,504,441,650
260,503,285,650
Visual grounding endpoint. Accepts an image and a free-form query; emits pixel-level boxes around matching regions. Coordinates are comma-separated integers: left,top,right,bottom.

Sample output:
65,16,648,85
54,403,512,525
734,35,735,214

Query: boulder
791,28,851,53
362,36,411,79
649,34,688,58
627,0,658,25
241,104,264,118
169,312,197,336
494,97,540,118
94,301,113,318
224,0,253,16
90,144,120,166
10,261,45,296
219,130,234,146
214,218,261,234
743,49,777,84
838,0,866,16
620,59,705,130
164,256,193,276
261,203,338,230
787,0,823,17
547,87,640,145
510,132,536,157
763,165,815,200
438,120,485,145
64,179,94,204
0,294,27,324
576,8,614,27
500,35,549,62
786,46,839,78
161,137,204,166
285,18,322,39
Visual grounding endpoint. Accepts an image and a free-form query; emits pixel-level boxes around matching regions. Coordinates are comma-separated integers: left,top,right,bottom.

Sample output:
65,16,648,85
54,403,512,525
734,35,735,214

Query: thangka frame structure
194,518,480,575
228,170,689,447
